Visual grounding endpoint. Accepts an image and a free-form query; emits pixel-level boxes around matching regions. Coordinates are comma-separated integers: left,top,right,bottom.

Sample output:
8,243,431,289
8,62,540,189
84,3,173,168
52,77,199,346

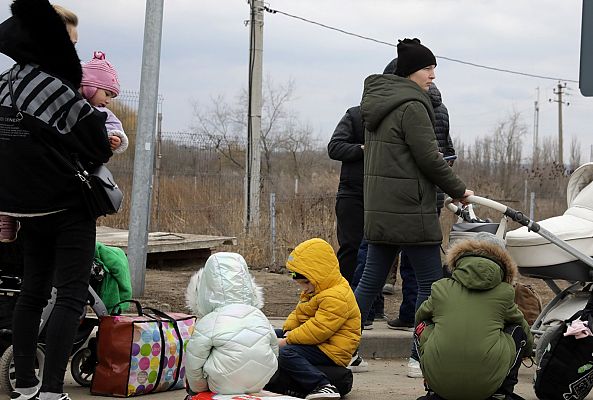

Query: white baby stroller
445,162,593,362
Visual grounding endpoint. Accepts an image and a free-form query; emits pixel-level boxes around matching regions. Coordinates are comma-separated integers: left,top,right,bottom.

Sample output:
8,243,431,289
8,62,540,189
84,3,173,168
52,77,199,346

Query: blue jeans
276,330,337,392
351,240,384,320
399,252,418,323
354,243,442,359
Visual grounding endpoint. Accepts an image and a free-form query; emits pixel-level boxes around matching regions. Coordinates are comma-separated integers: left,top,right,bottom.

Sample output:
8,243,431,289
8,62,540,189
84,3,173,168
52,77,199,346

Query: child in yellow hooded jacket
279,238,361,400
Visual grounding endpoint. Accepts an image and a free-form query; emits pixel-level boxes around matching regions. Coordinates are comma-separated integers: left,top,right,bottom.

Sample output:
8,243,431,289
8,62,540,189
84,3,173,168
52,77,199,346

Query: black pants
13,208,96,393
495,325,528,397
335,196,363,284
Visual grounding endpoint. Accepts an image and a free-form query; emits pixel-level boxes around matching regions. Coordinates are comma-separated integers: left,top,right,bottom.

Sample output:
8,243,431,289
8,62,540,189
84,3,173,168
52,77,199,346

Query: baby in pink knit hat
80,50,128,154
0,51,128,243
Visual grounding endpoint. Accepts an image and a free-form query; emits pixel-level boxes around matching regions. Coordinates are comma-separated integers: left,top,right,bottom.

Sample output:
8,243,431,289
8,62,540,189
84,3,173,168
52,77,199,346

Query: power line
263,5,579,83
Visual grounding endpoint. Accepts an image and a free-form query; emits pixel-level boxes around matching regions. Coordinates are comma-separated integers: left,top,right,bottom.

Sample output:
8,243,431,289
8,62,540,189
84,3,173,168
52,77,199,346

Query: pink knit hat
81,51,120,98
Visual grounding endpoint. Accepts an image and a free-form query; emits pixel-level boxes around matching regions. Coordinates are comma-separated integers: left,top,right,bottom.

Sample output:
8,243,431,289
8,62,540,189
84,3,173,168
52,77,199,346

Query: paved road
25,358,553,400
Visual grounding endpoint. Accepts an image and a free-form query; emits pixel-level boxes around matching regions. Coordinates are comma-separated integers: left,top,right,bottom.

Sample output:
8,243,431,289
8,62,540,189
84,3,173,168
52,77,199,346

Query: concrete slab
269,318,413,359
96,226,237,268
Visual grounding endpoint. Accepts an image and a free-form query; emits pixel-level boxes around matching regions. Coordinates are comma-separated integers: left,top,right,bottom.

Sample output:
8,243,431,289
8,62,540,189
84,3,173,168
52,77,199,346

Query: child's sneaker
407,357,423,378
347,353,368,373
0,215,19,243
305,383,340,399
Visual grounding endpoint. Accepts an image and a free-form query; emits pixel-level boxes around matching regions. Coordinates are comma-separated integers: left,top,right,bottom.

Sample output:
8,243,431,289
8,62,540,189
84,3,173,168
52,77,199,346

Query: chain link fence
101,91,576,267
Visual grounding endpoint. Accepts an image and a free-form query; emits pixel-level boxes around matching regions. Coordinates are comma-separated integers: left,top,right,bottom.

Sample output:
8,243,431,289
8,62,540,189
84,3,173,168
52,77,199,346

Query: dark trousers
276,330,337,392
351,240,384,320
399,252,418,323
355,243,442,359
335,196,363,284
13,209,96,393
495,325,528,397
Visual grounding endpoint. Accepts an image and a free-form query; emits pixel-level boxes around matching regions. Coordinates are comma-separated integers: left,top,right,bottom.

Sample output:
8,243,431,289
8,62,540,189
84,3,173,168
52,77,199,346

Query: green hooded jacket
94,242,132,312
361,74,466,245
416,239,533,400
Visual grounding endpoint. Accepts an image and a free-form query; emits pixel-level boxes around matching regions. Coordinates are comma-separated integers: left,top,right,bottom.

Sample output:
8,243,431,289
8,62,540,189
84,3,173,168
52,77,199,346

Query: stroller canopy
567,162,593,207
506,162,593,271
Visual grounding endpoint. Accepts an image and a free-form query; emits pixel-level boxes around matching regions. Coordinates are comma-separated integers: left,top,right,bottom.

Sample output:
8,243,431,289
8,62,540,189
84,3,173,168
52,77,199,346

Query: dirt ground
136,266,557,319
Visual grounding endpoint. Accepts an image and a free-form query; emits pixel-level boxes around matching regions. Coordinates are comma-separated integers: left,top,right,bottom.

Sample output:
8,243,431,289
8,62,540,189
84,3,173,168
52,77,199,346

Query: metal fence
102,91,575,267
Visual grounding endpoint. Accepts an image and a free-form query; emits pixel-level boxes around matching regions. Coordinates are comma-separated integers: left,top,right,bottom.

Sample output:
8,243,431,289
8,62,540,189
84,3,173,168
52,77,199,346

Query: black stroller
0,238,108,392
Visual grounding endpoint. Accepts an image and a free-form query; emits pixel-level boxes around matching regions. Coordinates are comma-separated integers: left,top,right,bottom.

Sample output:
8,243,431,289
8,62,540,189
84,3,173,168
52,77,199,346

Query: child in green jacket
416,232,533,400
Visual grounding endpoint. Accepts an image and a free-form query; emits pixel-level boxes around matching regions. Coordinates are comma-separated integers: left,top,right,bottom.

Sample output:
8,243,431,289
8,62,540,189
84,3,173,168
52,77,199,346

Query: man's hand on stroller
454,189,474,206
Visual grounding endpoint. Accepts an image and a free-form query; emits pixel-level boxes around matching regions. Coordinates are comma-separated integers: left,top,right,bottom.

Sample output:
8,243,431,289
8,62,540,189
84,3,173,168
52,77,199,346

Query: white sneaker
347,353,369,373
407,358,423,378
305,384,340,400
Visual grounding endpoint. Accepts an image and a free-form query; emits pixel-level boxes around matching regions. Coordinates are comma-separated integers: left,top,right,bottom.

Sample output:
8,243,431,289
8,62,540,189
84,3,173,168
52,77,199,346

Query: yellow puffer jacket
283,238,361,366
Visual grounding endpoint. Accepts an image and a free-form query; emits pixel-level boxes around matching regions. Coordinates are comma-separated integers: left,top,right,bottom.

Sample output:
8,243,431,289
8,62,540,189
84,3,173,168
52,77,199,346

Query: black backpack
534,293,593,400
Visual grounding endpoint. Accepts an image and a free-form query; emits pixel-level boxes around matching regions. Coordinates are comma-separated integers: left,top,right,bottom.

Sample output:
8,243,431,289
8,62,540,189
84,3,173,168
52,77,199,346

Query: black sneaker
387,318,414,331
305,384,340,399
363,320,374,330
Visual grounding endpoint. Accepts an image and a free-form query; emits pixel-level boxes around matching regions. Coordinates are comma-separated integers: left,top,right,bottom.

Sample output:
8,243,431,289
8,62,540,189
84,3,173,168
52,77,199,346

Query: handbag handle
143,306,189,390
143,307,178,322
110,299,144,316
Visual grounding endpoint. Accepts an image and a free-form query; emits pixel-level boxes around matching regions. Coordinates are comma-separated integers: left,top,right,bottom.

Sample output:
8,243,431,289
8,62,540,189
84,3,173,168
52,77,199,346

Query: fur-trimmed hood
0,0,82,87
446,239,518,288
185,252,264,317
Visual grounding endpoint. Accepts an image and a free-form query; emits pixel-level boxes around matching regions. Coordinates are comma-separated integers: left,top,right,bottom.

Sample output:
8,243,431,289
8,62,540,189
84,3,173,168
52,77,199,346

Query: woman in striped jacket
0,1,112,399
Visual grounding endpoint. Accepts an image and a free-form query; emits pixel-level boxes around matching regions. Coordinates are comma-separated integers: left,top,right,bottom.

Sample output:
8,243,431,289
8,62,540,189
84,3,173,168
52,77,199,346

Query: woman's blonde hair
52,4,78,27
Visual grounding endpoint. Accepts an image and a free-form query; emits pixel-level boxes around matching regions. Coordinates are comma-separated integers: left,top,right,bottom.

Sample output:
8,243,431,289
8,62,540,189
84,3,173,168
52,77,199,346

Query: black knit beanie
394,38,436,77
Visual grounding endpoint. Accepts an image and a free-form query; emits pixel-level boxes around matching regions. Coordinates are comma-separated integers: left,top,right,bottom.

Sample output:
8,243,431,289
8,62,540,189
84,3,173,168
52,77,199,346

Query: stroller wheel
0,344,45,393
70,346,95,387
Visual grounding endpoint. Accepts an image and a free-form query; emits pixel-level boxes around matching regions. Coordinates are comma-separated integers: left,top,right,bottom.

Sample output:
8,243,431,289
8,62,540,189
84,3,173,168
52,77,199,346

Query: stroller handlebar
444,196,538,230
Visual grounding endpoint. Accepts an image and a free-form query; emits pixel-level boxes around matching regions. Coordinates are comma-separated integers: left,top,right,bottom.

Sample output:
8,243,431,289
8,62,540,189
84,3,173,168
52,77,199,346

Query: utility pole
549,82,569,165
245,0,264,232
533,87,540,166
128,0,164,297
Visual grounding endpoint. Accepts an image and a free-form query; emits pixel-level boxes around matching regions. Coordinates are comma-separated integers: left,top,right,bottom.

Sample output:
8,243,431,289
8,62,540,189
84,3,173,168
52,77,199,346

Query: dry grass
100,152,572,271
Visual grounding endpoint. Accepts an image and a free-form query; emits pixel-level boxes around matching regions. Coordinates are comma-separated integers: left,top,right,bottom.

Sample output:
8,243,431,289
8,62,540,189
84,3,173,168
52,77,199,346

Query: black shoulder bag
7,66,123,218
534,287,593,400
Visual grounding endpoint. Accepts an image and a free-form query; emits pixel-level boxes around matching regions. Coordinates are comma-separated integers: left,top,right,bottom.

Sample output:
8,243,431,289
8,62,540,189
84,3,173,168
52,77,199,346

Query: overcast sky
2,0,592,162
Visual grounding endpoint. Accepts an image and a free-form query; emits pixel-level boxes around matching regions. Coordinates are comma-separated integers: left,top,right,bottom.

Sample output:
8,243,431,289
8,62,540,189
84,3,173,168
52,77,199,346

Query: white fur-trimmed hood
185,252,264,317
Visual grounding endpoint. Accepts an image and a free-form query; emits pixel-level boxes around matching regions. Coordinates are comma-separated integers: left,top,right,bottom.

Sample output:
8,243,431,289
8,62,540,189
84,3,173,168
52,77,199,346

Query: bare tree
491,110,525,196
569,136,582,172
191,95,245,170
190,78,316,188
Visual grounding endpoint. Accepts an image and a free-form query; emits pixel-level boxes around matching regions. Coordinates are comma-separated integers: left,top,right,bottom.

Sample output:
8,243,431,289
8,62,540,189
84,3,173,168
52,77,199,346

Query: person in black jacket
0,1,112,399
327,106,365,284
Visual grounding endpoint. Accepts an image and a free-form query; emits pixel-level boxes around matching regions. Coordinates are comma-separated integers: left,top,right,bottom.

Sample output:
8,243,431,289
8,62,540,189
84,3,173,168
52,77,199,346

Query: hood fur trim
6,0,82,86
446,239,518,285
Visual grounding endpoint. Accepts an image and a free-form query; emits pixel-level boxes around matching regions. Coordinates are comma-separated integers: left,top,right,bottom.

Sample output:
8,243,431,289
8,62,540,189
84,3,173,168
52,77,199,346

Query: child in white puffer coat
184,252,278,395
